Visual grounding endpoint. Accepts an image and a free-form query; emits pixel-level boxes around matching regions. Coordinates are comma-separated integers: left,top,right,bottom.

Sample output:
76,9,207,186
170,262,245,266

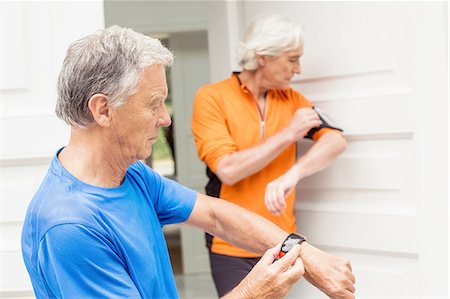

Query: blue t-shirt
21,149,197,298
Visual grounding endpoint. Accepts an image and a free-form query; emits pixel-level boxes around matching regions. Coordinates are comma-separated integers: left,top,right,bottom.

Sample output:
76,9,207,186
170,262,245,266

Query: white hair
55,25,174,128
237,14,304,70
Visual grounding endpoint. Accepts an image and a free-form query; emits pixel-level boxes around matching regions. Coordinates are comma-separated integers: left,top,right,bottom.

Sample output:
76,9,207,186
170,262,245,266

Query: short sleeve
134,162,197,225
191,86,239,172
38,224,141,298
154,175,197,225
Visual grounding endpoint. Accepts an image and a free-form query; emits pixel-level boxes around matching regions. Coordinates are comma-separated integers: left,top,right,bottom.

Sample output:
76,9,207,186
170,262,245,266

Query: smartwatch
275,233,306,261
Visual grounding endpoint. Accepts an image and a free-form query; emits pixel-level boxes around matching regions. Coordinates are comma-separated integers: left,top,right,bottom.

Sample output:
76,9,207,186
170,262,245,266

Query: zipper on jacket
255,92,268,139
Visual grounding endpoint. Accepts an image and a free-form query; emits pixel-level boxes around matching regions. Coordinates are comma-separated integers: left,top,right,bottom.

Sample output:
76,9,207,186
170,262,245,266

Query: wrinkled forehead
139,64,168,96
281,46,304,57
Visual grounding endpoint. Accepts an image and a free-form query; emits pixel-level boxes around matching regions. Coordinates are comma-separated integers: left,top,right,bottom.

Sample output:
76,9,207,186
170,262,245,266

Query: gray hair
237,14,304,71
56,25,174,128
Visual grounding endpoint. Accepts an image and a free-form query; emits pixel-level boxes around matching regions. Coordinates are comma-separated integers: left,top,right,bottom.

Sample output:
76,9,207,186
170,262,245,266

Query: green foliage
152,70,173,161
153,128,172,160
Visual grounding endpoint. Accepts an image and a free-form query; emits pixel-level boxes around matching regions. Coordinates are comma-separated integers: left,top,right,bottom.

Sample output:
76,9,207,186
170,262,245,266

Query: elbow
216,166,240,186
337,133,347,154
339,134,348,153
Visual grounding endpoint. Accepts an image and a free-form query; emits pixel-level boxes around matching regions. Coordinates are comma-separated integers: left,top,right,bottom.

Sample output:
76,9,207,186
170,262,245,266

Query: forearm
216,129,294,185
186,193,287,254
293,132,346,180
186,194,356,298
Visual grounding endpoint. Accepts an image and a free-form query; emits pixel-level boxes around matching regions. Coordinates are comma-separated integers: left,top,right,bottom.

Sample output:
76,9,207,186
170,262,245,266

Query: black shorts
208,250,260,297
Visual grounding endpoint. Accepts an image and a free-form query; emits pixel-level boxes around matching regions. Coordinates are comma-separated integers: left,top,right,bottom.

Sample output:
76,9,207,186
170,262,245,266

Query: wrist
299,240,310,257
298,241,315,272
290,163,303,182
280,127,296,144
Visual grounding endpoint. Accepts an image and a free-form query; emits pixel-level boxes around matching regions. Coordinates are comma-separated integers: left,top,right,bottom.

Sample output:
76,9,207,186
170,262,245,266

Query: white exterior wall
208,1,448,298
1,1,105,296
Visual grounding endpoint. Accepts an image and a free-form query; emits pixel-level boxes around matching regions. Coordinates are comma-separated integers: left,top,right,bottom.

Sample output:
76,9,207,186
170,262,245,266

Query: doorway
143,31,211,275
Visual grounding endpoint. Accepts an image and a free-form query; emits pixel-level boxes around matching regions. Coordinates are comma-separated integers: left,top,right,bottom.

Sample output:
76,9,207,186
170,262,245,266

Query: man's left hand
300,242,356,299
264,165,301,215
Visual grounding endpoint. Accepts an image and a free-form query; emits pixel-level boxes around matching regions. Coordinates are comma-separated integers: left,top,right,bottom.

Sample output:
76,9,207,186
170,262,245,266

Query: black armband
304,106,343,140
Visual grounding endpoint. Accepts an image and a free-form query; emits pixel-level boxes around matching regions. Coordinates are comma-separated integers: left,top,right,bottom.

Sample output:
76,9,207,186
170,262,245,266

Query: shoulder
198,76,233,91
42,223,106,246
127,161,164,193
195,77,236,100
271,87,311,107
271,87,300,99
23,169,98,243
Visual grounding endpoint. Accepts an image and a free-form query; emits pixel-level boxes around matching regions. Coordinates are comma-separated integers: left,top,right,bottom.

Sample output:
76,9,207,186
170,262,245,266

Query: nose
157,104,172,128
157,106,172,127
294,60,301,75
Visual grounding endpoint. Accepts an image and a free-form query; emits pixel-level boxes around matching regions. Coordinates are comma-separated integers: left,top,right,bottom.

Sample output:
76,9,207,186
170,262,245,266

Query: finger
311,111,320,119
294,109,314,121
310,119,322,127
347,260,353,272
271,186,282,215
275,185,285,212
283,257,305,281
342,260,356,284
259,243,282,265
308,114,319,122
346,281,356,293
272,244,301,272
298,107,315,114
265,186,275,213
272,186,283,213
341,289,356,299
265,187,278,215
349,271,356,284
280,188,288,210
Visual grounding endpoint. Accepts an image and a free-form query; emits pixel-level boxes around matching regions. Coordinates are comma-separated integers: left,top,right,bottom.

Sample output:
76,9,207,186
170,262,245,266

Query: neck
238,70,268,100
58,127,130,187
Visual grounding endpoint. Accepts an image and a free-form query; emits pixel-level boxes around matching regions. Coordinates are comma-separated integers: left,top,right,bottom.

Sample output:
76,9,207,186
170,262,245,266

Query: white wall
1,1,105,296
208,1,448,298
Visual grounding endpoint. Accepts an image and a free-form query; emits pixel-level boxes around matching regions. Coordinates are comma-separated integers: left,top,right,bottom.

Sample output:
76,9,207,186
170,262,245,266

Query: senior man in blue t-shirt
21,26,355,299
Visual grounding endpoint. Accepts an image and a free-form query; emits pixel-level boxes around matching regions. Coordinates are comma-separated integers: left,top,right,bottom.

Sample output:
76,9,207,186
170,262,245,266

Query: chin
273,81,291,90
277,84,290,90
138,148,153,162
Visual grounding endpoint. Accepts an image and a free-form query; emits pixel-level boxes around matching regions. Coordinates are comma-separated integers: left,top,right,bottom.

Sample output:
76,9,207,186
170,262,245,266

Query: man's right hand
223,243,304,298
284,107,322,142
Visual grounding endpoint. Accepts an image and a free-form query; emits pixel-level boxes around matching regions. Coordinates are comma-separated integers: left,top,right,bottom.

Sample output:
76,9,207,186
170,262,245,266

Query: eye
149,97,164,113
150,103,160,113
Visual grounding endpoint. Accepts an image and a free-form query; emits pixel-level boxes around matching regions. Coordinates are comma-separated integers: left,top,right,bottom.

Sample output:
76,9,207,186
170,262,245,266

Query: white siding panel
1,1,105,295
1,2,27,91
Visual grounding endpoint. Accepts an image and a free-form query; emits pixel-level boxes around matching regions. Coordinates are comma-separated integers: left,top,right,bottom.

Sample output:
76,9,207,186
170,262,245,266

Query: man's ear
88,94,111,127
257,55,266,67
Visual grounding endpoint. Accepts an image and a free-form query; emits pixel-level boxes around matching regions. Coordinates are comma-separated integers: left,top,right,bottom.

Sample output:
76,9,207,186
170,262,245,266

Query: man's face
261,45,303,90
110,64,171,162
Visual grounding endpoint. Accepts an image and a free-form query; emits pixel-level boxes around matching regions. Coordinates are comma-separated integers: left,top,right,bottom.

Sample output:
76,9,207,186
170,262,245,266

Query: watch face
276,234,304,260
281,235,303,253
